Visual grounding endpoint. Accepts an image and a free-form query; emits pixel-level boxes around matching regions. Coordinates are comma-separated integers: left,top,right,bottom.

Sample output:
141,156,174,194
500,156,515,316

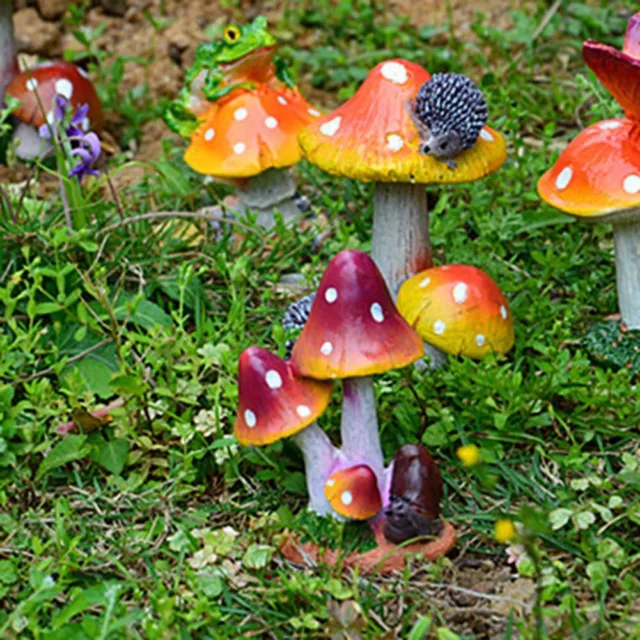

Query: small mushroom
397,264,514,358
291,250,424,488
0,0,17,103
5,61,103,159
234,346,341,515
324,464,382,520
383,444,443,544
299,58,506,294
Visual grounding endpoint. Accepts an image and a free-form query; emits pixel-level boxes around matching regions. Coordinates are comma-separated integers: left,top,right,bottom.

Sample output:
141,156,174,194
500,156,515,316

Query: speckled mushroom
299,58,506,295
397,265,514,358
0,0,17,104
324,464,382,520
291,250,424,489
234,346,340,515
6,62,103,159
537,15,640,330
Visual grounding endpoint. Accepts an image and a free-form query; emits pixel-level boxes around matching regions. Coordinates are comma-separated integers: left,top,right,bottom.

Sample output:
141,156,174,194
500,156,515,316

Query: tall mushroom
291,250,424,490
299,59,506,295
397,265,514,358
0,0,17,103
234,346,341,515
537,14,640,330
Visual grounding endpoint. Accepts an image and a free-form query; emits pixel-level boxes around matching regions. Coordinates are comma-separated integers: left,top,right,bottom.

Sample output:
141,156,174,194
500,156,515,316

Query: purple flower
69,132,101,181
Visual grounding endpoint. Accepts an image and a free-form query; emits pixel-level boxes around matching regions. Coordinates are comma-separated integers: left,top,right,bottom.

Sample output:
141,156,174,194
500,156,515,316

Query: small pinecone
283,293,316,359
414,73,488,151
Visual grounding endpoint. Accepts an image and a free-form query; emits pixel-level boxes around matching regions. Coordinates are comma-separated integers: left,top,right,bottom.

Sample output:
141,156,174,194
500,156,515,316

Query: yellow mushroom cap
299,58,506,183
397,265,514,359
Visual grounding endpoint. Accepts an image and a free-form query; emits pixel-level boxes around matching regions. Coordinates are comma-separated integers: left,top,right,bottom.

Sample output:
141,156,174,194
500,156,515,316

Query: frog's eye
224,25,241,43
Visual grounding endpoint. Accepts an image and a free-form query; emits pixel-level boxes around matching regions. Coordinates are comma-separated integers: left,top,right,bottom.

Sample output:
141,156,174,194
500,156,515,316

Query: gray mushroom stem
292,423,344,516
0,0,16,103
340,377,385,495
613,218,640,329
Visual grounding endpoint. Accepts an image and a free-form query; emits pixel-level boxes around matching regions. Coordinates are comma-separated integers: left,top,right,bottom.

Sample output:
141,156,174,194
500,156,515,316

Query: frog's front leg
202,70,255,102
274,55,296,89
163,87,201,138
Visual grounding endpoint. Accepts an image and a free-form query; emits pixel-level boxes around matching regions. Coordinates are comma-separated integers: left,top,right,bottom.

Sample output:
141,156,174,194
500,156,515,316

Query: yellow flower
457,444,481,467
495,518,517,543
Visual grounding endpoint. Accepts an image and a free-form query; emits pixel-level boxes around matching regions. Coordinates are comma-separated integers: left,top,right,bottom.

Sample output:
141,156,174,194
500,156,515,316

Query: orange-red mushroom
324,465,382,520
397,265,514,358
299,58,506,294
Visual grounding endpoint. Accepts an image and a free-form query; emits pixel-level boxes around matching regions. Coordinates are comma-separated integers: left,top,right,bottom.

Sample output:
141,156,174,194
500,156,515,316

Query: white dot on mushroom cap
326,478,335,487
297,405,311,418
380,61,408,85
46,111,56,125
476,334,486,347
25,78,38,91
600,121,622,130
265,369,283,389
386,134,404,151
233,142,246,154
623,174,640,194
419,277,431,288
321,341,334,356
244,409,257,428
555,166,573,190
453,282,468,304
341,491,353,506
55,78,73,99
433,320,446,335
370,302,384,323
265,116,278,129
204,128,215,141
320,116,341,137
234,107,248,121
309,108,321,117
500,305,508,319
480,129,494,142
78,67,89,79
278,96,288,105
325,287,338,303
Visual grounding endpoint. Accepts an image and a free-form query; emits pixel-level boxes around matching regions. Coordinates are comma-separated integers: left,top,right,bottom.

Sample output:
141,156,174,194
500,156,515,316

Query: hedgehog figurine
407,73,488,170
282,293,315,359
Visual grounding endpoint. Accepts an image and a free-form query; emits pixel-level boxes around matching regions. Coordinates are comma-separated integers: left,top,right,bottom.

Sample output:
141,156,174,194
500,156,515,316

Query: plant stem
613,219,640,330
340,377,385,494
292,423,343,516
0,0,16,104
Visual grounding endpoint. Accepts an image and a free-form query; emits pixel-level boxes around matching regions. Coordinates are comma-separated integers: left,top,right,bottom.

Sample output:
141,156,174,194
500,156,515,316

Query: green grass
1,0,639,637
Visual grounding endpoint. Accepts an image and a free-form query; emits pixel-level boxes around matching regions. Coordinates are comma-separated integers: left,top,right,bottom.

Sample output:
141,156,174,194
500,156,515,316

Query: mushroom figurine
291,249,424,490
324,465,382,520
5,62,103,159
299,59,506,295
396,265,514,359
164,16,322,229
234,346,342,515
0,0,17,103
538,14,640,331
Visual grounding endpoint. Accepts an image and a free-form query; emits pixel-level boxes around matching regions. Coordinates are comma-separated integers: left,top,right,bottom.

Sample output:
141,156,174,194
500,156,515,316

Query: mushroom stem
340,377,385,492
292,423,343,516
372,182,432,296
613,218,640,329
235,167,302,230
0,0,17,103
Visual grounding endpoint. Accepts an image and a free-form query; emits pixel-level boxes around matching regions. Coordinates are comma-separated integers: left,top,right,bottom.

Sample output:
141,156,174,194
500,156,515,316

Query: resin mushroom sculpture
538,14,640,330
299,59,506,295
5,62,103,159
397,265,514,358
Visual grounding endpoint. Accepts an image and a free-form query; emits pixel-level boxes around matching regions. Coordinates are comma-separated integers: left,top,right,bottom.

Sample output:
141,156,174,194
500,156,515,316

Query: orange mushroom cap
234,346,332,446
583,13,640,120
537,118,640,220
299,58,505,184
291,250,424,379
324,464,382,520
6,62,103,131
397,265,514,359
185,84,322,178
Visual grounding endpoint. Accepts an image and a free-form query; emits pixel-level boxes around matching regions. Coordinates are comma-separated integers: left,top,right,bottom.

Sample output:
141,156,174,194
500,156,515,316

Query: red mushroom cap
397,265,514,358
537,118,640,221
234,346,332,446
324,464,382,520
583,13,640,120
291,250,424,379
6,62,103,131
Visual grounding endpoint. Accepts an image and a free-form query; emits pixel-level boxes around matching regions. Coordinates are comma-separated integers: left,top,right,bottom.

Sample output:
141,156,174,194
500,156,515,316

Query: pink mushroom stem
340,377,386,497
0,0,17,103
